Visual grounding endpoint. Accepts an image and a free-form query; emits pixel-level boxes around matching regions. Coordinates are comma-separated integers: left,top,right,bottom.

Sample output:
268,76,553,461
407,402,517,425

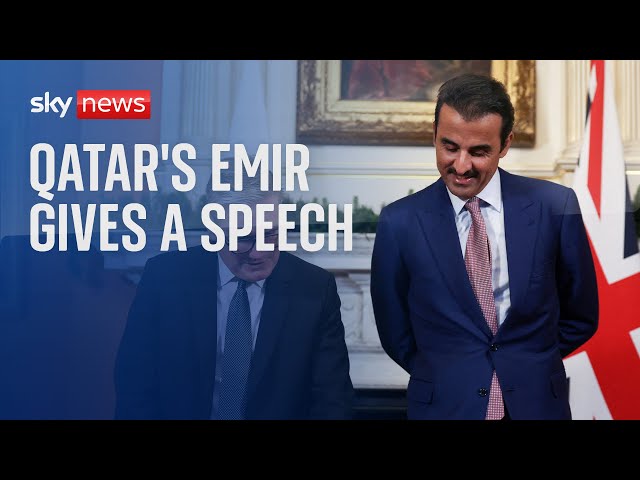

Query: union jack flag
566,60,640,419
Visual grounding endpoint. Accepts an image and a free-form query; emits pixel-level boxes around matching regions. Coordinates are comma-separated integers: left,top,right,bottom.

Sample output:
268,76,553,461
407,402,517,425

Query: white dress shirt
445,170,512,327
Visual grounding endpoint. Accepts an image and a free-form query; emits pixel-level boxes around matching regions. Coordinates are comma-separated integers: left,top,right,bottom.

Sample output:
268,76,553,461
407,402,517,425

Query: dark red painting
341,60,492,102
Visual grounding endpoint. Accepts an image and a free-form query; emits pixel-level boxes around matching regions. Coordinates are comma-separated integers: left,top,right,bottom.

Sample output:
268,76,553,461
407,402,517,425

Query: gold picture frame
296,60,536,147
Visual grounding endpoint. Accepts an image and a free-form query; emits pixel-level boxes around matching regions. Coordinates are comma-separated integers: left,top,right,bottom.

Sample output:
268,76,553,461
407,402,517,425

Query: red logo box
76,90,151,119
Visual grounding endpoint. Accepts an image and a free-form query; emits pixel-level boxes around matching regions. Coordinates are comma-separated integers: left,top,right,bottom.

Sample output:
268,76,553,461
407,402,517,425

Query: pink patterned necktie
464,196,504,420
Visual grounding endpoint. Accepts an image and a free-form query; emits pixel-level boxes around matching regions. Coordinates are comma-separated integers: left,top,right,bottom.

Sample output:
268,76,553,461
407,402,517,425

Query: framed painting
296,60,536,147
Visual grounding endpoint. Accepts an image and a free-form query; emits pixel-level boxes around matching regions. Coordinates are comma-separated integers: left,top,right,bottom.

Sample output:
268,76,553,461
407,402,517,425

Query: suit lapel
501,169,539,315
188,249,218,417
415,181,493,339
246,255,291,398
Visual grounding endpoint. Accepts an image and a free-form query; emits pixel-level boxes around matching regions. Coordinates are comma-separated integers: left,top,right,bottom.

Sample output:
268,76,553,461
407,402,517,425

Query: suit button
478,388,488,397
490,344,499,352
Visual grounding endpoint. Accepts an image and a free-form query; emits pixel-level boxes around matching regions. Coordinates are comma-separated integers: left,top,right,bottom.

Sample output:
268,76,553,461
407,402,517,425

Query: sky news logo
30,90,151,119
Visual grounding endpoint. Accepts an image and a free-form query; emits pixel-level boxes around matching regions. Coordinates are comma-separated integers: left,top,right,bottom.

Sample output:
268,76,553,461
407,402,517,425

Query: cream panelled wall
557,60,640,189
160,60,640,388
159,60,640,210
299,60,640,210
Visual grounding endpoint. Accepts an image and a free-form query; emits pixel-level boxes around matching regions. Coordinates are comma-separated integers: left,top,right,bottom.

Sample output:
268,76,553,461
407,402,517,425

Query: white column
160,60,234,196
228,60,270,153
616,61,640,167
180,60,221,156
266,60,297,144
557,60,590,172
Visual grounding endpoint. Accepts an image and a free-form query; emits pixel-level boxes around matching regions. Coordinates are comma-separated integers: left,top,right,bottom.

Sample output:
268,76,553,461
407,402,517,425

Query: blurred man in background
115,162,353,419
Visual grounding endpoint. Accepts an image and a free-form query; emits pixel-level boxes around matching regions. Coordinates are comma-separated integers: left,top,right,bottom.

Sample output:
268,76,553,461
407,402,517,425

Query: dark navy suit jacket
114,248,353,419
371,169,598,420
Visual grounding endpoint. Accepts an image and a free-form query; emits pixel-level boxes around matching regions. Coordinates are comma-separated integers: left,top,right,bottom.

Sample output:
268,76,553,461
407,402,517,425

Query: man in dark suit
370,73,599,420
114,165,353,419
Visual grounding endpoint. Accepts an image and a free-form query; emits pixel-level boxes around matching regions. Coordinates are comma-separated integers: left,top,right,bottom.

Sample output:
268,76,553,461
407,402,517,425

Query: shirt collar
446,169,503,215
217,254,266,289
